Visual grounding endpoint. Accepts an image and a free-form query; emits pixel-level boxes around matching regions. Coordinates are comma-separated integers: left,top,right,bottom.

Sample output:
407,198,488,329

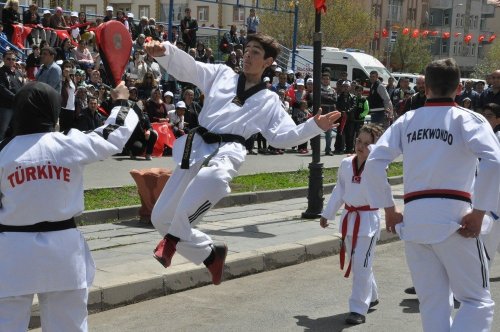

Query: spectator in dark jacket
0,50,25,140
2,0,21,42
76,96,103,131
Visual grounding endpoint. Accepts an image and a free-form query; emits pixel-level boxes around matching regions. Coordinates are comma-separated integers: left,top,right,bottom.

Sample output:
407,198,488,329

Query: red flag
374,31,380,39
411,29,419,38
55,29,71,42
442,32,451,39
478,35,485,42
95,21,133,87
489,34,496,43
11,24,32,49
454,32,462,38
402,27,410,35
422,30,429,38
151,123,176,156
314,0,326,13
382,28,388,38
464,34,472,43
430,31,439,36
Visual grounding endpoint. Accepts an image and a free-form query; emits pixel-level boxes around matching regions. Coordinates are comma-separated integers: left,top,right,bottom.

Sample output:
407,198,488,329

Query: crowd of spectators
0,0,498,159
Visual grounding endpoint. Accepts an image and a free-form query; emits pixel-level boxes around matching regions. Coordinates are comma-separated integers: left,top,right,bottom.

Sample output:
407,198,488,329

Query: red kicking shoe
205,243,228,285
153,236,178,268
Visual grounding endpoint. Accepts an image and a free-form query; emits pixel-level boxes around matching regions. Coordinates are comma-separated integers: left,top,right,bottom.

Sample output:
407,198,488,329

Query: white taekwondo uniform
362,99,500,332
151,42,325,264
0,106,138,332
322,155,380,316
482,130,500,266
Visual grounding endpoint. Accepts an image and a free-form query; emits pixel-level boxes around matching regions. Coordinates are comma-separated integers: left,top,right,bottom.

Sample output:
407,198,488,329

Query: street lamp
302,3,324,219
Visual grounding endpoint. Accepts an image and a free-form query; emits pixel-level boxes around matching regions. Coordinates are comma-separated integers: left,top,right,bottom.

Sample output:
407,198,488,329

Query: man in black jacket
76,96,103,131
0,51,25,140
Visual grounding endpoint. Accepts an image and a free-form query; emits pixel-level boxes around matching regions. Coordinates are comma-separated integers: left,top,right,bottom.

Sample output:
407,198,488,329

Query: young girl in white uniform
320,124,384,325
0,82,138,332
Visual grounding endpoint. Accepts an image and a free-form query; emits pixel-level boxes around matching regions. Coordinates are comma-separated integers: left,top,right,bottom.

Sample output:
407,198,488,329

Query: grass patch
84,162,403,210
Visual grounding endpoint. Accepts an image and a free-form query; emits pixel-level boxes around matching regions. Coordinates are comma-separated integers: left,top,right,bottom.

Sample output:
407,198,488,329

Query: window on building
443,13,449,25
430,13,434,25
442,41,448,55
139,6,150,19
453,41,457,55
372,4,381,18
480,17,486,30
233,6,245,22
390,0,403,21
198,6,209,22
460,14,464,27
80,5,97,16
455,13,461,27
471,43,476,56
458,41,462,54
474,15,478,29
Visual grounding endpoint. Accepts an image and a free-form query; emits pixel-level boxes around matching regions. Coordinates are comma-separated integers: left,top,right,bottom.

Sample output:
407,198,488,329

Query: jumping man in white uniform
362,58,500,332
145,33,341,285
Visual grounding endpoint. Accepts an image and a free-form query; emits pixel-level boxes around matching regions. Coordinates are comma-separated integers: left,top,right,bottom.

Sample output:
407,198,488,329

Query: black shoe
345,312,365,325
404,286,416,295
369,299,379,308
325,151,333,156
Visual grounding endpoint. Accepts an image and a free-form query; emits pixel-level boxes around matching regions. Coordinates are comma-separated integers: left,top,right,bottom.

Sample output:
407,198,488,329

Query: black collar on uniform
425,98,454,103
234,73,267,106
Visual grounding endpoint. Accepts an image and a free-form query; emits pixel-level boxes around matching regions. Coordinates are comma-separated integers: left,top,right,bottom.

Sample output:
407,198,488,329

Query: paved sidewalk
29,184,405,328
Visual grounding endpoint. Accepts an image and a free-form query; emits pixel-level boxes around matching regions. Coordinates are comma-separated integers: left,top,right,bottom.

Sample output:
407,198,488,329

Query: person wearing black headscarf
0,82,138,331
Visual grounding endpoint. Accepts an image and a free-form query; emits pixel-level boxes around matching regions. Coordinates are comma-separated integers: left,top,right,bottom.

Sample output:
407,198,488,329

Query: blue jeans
0,107,13,141
324,129,333,153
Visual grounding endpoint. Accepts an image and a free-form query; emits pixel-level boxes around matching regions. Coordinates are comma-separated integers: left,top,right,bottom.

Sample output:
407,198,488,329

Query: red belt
403,189,471,204
340,204,378,278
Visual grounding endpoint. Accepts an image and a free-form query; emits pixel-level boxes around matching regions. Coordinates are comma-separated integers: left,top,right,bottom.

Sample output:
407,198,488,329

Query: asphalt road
83,241,500,332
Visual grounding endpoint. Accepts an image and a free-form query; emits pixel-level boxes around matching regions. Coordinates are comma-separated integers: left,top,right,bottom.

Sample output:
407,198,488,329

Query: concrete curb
77,176,404,225
84,231,399,315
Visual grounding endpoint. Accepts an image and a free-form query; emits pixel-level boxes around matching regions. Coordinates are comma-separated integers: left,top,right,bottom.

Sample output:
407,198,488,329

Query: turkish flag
11,24,32,49
430,31,439,36
314,0,326,13
95,21,133,87
478,35,485,42
464,34,472,43
151,122,176,156
382,28,388,38
489,34,496,42
454,32,462,38
422,30,429,38
411,29,419,38
402,27,410,35
442,32,451,39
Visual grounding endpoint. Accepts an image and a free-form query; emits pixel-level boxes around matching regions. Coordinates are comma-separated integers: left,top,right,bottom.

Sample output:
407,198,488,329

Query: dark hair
245,33,280,61
369,70,378,76
483,103,500,118
425,58,460,97
41,46,56,56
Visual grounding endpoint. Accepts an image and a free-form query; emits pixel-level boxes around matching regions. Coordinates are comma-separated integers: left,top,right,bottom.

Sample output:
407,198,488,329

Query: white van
392,73,420,89
288,46,393,89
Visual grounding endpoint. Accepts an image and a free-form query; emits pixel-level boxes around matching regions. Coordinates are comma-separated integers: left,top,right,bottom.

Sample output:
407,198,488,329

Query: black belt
403,189,472,204
181,126,246,169
0,218,76,233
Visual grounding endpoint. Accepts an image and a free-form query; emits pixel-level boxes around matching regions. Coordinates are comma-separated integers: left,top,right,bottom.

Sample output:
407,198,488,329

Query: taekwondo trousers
151,154,241,264
344,235,378,315
482,221,500,267
0,288,88,332
405,233,494,332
